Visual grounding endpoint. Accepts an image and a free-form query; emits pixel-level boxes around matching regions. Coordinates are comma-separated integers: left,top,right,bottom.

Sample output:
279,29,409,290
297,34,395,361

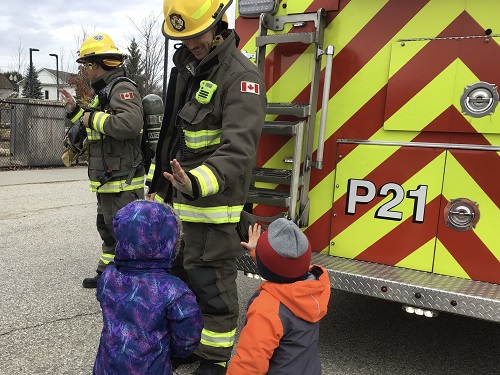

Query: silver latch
460,81,499,118
444,198,480,231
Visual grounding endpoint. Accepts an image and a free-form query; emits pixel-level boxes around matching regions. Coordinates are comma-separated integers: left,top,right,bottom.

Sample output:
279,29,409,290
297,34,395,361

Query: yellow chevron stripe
434,239,470,279
331,60,469,208
466,0,500,49
263,0,391,170
327,0,388,57
384,60,459,131
441,153,500,262
266,1,465,215
395,238,435,272
315,1,464,148
268,0,388,104
332,149,445,259
239,0,312,72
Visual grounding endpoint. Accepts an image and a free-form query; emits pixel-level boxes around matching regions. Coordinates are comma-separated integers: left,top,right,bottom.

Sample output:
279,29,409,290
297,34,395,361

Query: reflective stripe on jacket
151,30,266,223
66,68,145,193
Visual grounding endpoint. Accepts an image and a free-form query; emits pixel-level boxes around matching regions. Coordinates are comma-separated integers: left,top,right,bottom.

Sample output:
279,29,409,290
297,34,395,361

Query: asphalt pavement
1,167,499,375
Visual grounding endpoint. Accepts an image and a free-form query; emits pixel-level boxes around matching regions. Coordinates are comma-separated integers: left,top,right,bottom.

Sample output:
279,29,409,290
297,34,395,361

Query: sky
0,0,236,75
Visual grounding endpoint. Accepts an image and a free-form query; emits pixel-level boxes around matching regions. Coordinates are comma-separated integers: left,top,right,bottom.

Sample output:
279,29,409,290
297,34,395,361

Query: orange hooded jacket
227,265,331,375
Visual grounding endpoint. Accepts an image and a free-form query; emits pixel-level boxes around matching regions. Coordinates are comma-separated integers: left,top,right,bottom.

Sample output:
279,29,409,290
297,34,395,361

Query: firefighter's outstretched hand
60,89,76,113
163,159,193,197
241,223,261,264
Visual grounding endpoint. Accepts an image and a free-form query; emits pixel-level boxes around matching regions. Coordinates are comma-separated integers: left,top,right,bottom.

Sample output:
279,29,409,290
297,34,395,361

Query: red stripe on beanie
256,230,312,279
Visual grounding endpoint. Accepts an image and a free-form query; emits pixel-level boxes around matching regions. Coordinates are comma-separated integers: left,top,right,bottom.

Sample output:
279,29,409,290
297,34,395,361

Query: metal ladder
246,8,334,227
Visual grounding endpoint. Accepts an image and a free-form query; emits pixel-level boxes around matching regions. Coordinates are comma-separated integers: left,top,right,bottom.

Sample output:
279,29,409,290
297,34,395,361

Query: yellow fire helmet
76,33,126,67
162,0,232,40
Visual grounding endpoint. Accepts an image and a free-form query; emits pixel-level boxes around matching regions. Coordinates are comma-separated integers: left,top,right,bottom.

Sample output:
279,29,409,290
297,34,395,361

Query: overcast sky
0,0,236,75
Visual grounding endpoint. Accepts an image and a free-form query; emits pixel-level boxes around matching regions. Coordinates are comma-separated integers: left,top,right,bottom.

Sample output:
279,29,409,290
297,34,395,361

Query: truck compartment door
435,149,500,284
331,142,445,272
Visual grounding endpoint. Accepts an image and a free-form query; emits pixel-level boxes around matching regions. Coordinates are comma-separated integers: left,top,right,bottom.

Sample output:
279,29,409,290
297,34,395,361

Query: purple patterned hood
94,200,202,375
112,200,179,271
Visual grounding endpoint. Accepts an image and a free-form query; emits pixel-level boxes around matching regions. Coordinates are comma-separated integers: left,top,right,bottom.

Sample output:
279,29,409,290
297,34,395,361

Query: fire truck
233,0,500,323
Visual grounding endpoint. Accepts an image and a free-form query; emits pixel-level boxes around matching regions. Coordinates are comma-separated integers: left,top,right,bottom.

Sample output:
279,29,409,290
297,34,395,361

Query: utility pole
49,53,59,101
29,48,40,98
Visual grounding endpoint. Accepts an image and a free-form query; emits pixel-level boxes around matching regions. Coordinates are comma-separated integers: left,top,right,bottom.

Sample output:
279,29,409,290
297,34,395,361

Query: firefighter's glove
163,159,194,197
170,173,193,197
61,122,86,167
61,146,77,167
81,109,95,128
178,177,193,196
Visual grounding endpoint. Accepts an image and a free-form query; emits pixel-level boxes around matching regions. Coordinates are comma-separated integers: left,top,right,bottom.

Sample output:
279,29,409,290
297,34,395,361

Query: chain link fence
0,99,73,169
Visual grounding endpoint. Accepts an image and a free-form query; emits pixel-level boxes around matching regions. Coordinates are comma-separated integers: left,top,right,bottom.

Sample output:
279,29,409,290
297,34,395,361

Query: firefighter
60,33,145,289
148,1,266,373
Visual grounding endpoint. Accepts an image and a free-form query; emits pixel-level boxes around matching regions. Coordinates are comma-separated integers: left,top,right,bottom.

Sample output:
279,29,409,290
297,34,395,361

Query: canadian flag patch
120,92,134,100
241,81,260,95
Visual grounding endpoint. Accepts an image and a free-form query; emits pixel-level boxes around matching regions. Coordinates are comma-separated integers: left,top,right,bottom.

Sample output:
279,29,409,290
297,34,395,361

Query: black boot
192,362,227,375
82,272,101,288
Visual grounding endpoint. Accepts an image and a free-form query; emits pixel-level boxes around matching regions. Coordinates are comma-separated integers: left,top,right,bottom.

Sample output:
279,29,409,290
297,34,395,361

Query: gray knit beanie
255,218,312,283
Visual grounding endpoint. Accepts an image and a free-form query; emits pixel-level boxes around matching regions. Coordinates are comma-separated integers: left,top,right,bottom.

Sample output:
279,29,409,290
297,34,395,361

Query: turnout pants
171,221,243,363
95,189,144,273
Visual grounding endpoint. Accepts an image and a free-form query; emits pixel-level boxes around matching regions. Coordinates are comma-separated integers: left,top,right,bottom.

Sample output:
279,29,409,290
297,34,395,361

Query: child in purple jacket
93,200,203,375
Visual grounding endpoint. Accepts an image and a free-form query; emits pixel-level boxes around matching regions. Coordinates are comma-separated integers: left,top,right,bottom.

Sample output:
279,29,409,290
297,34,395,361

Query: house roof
44,68,76,84
0,74,14,90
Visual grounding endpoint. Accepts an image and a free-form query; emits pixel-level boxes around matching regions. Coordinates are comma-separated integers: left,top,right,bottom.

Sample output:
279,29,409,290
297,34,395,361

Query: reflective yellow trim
69,108,84,124
200,328,236,348
173,203,243,223
89,177,144,193
100,253,114,264
80,42,104,54
147,163,156,181
89,96,100,108
154,194,165,203
92,111,110,134
190,165,219,197
184,129,221,149
86,128,105,141
192,0,212,20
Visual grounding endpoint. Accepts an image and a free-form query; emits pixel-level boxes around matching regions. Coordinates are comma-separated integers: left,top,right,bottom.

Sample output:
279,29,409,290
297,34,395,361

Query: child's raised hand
240,223,261,264
240,223,261,251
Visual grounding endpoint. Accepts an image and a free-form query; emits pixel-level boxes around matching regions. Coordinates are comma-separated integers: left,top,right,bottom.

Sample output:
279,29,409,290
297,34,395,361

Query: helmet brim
76,53,126,64
162,1,232,40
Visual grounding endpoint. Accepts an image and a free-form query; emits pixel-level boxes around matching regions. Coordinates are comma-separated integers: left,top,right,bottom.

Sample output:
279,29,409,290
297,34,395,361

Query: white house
18,68,76,101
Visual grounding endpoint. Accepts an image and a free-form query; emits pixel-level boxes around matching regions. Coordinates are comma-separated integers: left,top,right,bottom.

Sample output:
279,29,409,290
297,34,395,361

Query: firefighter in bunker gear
148,0,266,373
60,32,145,289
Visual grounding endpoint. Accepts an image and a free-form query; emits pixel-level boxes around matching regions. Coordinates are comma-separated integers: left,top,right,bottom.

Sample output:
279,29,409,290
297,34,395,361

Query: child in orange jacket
227,218,331,375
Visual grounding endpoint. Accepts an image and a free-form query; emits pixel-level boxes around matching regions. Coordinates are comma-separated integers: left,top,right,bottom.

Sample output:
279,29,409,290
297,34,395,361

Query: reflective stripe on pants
171,221,242,362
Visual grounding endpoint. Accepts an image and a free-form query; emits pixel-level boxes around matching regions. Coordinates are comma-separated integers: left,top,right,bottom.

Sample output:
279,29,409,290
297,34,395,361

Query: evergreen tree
21,64,43,99
124,38,145,96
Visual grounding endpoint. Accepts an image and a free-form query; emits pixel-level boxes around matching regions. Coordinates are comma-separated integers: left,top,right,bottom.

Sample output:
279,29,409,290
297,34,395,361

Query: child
227,218,331,375
93,200,203,375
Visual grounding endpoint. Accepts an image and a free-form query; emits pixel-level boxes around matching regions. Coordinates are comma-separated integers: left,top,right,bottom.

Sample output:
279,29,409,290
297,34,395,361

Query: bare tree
74,25,97,54
10,38,26,75
58,46,76,76
127,12,165,96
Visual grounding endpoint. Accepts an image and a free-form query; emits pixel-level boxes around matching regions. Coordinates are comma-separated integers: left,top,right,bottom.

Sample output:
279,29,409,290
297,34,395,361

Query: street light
9,74,18,94
49,53,59,101
29,48,40,98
